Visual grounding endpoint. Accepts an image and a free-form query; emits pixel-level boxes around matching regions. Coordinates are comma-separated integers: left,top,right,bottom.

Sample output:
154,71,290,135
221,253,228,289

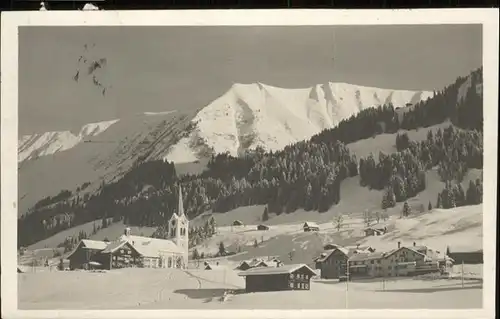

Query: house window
305,283,309,289
289,282,294,288
371,260,374,264
388,266,392,270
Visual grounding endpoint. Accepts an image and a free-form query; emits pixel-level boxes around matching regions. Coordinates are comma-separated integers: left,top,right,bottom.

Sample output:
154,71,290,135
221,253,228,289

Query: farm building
232,220,244,226
238,264,316,292
363,227,387,237
303,222,319,232
66,239,109,270
447,246,483,264
314,246,374,279
257,224,270,231
236,258,269,271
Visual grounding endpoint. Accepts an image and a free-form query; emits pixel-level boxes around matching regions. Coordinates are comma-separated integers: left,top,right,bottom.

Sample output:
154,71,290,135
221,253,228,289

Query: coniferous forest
17,68,484,248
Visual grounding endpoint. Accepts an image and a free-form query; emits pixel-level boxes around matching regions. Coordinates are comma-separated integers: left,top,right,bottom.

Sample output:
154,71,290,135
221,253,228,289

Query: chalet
236,258,269,271
315,246,374,279
363,227,386,237
238,264,316,292
347,245,440,279
257,224,270,231
66,239,109,270
268,257,284,268
303,222,319,232
447,245,483,264
232,220,244,226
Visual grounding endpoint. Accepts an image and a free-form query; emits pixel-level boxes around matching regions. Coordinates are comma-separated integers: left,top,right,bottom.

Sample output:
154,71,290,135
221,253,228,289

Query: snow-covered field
18,267,482,309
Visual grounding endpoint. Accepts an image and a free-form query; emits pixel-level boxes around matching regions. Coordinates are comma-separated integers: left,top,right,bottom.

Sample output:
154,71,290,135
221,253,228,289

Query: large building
67,186,189,270
238,264,316,292
314,242,446,280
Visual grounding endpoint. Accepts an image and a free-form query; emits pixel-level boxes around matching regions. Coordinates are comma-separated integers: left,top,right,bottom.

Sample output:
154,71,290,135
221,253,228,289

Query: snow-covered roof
120,235,183,257
238,264,316,277
348,251,387,262
303,222,319,228
81,239,108,250
447,245,483,253
101,240,128,254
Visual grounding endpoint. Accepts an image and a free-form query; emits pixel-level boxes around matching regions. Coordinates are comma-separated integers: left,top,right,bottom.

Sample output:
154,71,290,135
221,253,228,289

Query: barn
66,239,109,270
303,222,319,232
447,246,483,264
257,224,270,231
238,264,316,292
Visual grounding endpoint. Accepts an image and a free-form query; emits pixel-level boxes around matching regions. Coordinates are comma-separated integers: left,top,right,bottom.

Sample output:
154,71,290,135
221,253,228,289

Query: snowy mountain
19,120,119,162
165,82,433,163
18,81,432,215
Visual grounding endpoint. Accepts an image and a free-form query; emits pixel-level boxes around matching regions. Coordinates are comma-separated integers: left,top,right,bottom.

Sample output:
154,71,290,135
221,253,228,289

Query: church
67,186,189,270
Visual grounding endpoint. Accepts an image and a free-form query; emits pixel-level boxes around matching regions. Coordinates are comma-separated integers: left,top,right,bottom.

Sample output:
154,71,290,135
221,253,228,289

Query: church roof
120,235,183,257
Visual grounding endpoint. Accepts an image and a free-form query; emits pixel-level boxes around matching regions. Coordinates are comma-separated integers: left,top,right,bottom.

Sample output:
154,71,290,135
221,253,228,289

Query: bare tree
334,214,344,232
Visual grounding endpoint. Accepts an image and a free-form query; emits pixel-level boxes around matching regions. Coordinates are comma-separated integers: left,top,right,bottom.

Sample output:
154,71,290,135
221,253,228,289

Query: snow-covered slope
164,82,433,163
18,111,192,215
19,120,119,162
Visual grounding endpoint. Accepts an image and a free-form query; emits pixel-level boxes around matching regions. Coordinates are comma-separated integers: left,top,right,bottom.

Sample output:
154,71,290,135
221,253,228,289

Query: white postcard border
1,8,498,319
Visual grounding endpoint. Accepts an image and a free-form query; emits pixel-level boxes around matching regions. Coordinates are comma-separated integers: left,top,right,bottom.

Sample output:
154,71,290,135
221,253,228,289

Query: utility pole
461,260,464,288
345,259,349,309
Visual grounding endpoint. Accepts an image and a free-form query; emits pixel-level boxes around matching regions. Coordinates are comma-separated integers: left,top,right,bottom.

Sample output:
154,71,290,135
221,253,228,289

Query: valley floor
18,268,482,310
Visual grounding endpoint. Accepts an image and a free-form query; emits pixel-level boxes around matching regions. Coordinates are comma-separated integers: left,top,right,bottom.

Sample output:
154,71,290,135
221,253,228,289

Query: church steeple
178,185,185,217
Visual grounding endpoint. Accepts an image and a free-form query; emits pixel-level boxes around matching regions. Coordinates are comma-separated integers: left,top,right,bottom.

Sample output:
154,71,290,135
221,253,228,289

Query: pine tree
262,206,269,222
253,239,258,248
436,193,442,208
218,241,226,256
402,201,411,217
428,201,432,211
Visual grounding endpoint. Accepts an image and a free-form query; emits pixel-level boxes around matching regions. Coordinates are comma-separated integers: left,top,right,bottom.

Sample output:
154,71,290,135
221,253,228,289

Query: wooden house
363,227,386,237
238,264,316,292
303,222,319,232
447,246,483,264
314,246,374,279
347,245,438,279
236,258,269,271
66,239,109,270
100,240,142,269
232,220,244,226
257,224,270,231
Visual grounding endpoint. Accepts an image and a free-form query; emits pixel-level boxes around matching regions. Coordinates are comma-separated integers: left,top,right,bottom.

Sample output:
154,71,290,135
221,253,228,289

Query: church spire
178,185,185,217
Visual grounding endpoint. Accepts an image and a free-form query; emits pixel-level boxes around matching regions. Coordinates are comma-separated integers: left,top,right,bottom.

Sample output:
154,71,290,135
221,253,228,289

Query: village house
303,222,319,232
67,239,109,270
236,258,269,271
257,224,270,231
314,246,374,279
363,227,387,237
66,186,189,270
447,245,483,264
238,264,316,292
232,220,244,226
347,243,441,279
